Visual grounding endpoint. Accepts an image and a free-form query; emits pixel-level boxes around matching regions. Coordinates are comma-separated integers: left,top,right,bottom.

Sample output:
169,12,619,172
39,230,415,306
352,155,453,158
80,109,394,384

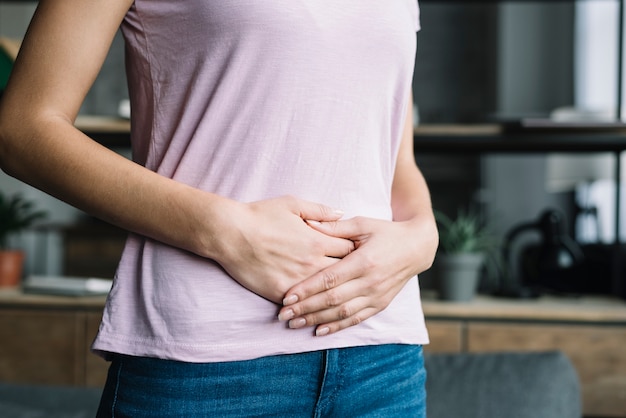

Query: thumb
296,199,345,222
306,218,363,240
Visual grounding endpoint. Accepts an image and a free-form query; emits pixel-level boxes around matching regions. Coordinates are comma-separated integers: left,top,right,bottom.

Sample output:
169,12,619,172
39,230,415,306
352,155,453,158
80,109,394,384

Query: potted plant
0,192,47,288
434,208,496,301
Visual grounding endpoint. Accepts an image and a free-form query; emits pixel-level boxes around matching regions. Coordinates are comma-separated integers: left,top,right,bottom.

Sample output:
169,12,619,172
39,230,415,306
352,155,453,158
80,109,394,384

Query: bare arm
278,94,439,335
0,0,353,303
0,0,214,254
390,96,436,225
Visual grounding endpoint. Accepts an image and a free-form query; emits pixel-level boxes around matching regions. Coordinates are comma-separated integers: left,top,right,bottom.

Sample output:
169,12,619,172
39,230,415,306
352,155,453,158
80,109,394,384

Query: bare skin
0,0,438,335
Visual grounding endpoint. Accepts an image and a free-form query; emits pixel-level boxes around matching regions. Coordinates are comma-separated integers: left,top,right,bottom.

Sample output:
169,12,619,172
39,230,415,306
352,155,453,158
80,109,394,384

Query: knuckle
376,296,393,313
338,304,353,320
300,252,317,269
357,252,377,270
321,270,338,290
318,203,332,218
303,313,317,325
349,314,363,327
324,289,341,307
288,304,303,318
283,195,298,209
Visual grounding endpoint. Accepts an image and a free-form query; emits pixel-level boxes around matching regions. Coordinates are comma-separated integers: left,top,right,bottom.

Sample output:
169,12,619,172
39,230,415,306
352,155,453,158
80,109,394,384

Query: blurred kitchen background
1,1,624,292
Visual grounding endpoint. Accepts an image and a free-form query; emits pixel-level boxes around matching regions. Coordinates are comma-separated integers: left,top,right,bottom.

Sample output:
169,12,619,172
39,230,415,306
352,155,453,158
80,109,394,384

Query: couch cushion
0,382,101,418
425,351,581,418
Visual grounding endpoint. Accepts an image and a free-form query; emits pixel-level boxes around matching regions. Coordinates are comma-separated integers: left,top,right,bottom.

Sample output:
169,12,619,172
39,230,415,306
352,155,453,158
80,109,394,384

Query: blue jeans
96,344,426,417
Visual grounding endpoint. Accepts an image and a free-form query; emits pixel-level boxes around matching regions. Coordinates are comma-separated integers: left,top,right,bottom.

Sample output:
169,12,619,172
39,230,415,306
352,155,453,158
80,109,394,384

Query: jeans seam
314,349,345,418
333,349,346,415
313,350,329,418
110,358,123,418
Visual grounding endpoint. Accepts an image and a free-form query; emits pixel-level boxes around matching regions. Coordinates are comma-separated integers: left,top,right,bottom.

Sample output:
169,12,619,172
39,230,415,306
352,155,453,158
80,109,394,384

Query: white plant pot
435,253,485,302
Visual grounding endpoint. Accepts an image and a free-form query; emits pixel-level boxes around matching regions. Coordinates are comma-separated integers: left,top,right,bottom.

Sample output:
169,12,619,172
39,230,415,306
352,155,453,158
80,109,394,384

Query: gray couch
0,381,101,418
0,351,581,417
425,351,582,418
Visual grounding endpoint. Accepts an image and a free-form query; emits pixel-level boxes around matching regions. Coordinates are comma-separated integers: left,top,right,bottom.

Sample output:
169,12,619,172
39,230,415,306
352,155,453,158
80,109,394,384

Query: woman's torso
92,0,428,362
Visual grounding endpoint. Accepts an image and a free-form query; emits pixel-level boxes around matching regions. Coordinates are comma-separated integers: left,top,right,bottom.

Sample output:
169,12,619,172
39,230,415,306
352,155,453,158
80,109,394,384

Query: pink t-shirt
92,0,428,362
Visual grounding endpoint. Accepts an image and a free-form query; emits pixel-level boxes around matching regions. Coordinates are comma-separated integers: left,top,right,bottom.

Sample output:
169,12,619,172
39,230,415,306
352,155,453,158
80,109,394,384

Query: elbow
421,213,440,272
0,103,28,179
0,113,13,176
0,111,17,177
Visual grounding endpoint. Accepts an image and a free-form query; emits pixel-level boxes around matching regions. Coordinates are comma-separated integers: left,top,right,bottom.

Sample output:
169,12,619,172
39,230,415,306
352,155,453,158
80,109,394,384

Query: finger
292,197,345,222
287,293,369,330
281,252,365,308
314,306,381,336
306,217,368,240
316,233,355,258
278,260,369,324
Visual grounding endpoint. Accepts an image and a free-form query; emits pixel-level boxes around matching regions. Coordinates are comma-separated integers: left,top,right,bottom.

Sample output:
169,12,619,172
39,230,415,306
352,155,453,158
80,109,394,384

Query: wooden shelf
67,118,626,154
414,124,626,154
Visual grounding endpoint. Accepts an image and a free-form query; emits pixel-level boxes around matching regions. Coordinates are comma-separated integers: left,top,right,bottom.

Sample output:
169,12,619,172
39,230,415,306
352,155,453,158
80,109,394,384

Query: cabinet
423,295,626,417
0,290,109,387
3,288,625,416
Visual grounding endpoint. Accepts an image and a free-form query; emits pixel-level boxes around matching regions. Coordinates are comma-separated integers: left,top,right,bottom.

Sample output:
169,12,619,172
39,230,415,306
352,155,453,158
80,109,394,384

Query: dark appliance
502,209,613,297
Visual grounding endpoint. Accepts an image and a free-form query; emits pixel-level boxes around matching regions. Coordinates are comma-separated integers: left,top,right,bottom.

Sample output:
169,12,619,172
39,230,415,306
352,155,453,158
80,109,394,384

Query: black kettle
502,209,585,296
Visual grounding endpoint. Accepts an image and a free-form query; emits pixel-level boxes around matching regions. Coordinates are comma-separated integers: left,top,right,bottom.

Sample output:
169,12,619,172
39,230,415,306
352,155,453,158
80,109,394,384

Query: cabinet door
467,322,626,418
85,311,109,387
0,309,84,385
424,320,464,353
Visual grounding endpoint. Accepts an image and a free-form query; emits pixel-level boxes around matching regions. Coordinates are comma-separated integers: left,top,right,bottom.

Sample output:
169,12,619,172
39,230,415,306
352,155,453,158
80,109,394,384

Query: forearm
391,95,436,226
0,110,354,305
391,163,434,224
0,0,233,259
0,114,231,259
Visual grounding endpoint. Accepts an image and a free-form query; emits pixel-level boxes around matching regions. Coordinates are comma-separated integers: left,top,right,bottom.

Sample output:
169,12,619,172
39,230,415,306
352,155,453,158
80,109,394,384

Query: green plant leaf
435,208,496,255
0,192,48,249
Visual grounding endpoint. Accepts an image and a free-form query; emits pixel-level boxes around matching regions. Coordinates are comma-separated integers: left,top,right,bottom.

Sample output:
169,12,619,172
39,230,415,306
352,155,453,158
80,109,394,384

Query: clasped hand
278,214,438,336
214,196,437,336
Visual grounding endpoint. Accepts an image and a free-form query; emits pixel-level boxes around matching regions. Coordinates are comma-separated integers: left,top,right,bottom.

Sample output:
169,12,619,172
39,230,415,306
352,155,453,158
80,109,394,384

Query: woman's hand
209,196,355,304
277,214,438,335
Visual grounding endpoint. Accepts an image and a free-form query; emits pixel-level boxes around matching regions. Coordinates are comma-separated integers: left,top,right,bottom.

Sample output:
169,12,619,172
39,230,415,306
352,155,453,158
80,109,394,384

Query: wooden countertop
422,292,626,324
0,288,107,310
74,115,131,147
74,115,130,133
1,285,625,323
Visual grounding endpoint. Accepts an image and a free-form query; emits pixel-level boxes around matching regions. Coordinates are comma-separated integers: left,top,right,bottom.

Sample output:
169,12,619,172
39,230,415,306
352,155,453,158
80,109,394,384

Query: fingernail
283,294,298,305
316,327,330,337
289,318,306,329
306,220,322,226
334,209,344,217
278,309,295,321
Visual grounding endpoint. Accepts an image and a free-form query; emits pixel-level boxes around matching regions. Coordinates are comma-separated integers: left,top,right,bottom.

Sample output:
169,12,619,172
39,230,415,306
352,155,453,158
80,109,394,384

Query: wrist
181,189,243,260
404,210,439,267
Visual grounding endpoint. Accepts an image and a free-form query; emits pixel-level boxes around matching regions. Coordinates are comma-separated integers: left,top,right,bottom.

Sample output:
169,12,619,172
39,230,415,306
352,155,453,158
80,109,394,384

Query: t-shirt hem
92,328,429,363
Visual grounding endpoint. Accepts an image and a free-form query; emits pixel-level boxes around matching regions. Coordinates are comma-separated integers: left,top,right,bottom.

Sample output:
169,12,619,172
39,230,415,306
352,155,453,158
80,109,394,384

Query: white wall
575,0,619,118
